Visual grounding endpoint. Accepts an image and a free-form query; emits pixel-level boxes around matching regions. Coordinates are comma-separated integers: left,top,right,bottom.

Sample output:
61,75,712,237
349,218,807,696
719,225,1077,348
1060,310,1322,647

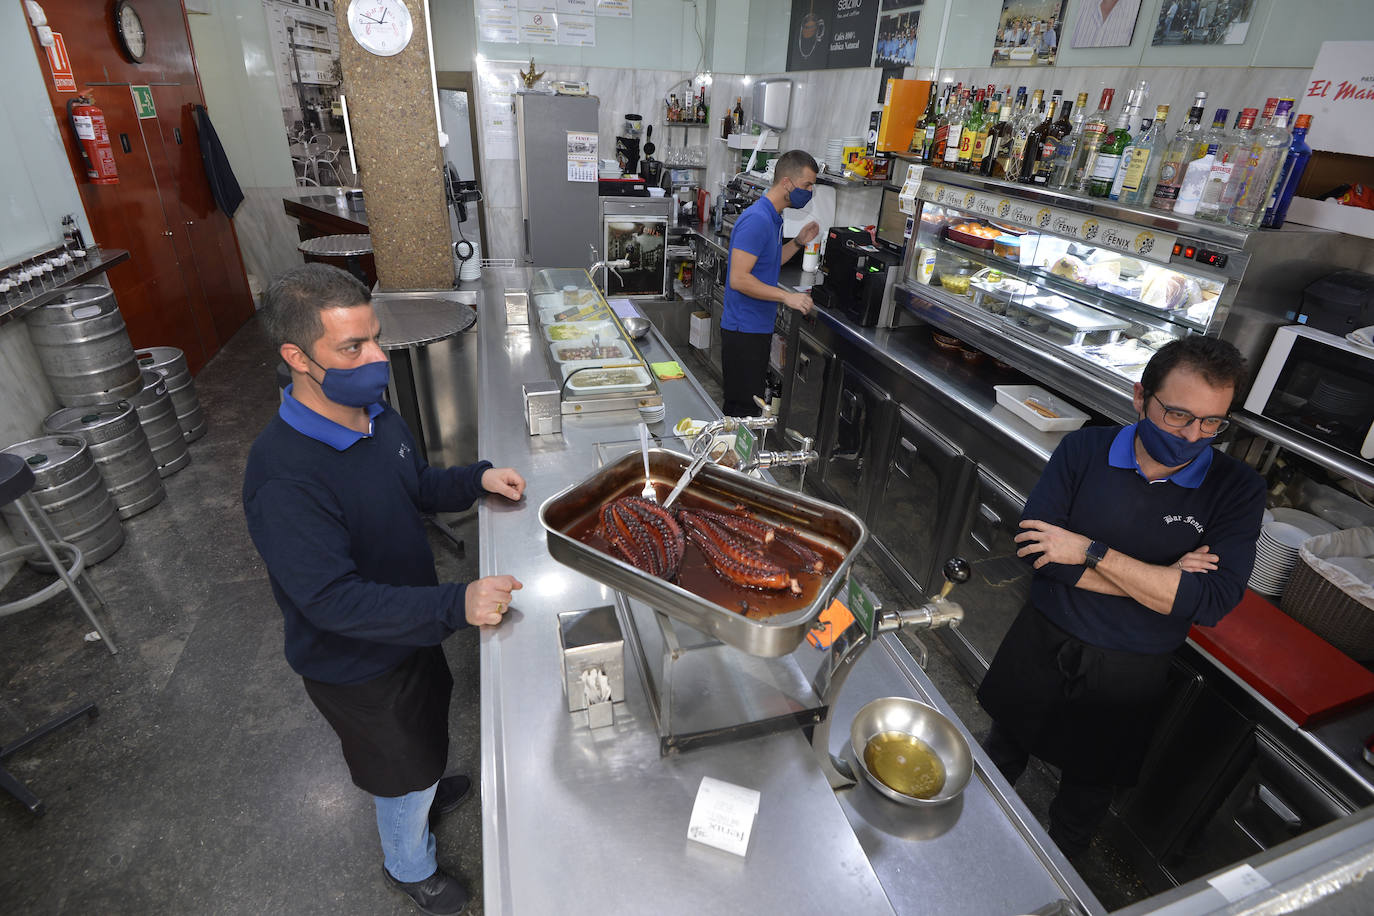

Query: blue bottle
1262,113,1312,229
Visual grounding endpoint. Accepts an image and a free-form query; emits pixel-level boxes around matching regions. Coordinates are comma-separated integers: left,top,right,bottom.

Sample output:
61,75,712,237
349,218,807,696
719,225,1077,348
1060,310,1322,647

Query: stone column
334,1,451,290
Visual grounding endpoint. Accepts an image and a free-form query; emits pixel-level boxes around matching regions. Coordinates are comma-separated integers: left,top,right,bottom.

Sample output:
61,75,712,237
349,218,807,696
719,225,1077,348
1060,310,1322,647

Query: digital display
876,187,908,250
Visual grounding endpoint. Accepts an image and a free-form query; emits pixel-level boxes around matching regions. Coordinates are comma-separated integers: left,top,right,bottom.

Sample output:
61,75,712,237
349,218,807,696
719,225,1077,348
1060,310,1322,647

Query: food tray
994,384,1089,432
557,358,645,380
540,302,613,325
539,449,868,657
563,364,653,394
944,225,995,249
549,340,630,364
543,320,619,343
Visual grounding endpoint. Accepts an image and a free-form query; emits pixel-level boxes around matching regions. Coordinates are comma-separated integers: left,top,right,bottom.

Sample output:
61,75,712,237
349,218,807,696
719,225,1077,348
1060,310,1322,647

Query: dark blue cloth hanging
191,104,244,217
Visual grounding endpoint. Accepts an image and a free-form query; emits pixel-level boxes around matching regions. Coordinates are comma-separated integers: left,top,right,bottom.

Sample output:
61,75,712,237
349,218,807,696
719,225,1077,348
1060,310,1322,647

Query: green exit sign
130,85,156,119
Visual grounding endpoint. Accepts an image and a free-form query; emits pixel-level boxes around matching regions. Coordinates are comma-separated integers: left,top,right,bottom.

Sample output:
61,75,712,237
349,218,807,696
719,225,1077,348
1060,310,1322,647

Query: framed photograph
990,0,1066,68
875,5,921,69
1152,0,1256,47
1071,0,1142,49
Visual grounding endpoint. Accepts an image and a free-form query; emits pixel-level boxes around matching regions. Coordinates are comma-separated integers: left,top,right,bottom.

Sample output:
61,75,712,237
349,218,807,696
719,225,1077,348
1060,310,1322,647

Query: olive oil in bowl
863,731,946,800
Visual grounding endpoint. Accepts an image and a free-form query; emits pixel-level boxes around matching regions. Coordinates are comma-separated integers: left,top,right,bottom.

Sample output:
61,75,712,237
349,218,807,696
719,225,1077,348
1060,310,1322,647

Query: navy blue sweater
243,405,491,684
1023,424,1265,654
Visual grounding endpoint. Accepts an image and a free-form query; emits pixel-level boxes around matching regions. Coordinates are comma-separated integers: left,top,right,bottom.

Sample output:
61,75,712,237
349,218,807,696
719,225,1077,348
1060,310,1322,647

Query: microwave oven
1244,325,1374,461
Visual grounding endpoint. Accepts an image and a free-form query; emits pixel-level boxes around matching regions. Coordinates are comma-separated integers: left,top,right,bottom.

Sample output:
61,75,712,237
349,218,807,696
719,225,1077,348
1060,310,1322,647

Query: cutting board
1190,589,1374,727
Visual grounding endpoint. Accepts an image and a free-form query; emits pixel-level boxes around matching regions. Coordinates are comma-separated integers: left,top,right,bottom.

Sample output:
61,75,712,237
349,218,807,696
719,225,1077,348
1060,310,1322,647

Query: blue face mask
788,183,813,209
1136,414,1212,467
304,352,390,408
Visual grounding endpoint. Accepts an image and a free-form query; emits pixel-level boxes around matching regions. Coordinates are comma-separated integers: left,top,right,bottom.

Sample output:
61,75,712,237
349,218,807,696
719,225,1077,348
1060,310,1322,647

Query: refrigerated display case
893,169,1372,422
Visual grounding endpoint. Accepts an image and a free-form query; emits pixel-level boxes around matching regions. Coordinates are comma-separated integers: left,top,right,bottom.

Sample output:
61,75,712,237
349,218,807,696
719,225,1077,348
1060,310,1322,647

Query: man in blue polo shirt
721,149,821,416
243,264,524,915
978,336,1265,860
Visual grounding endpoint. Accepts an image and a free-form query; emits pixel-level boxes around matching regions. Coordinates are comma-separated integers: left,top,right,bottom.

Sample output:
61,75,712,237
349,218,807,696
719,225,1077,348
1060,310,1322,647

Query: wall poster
786,0,880,72
1070,0,1141,49
875,1,921,69
1151,0,1255,46
990,0,1066,68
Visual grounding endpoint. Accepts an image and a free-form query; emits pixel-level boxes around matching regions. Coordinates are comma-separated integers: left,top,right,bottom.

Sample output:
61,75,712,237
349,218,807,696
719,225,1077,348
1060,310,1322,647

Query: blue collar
1108,422,1213,488
279,383,385,451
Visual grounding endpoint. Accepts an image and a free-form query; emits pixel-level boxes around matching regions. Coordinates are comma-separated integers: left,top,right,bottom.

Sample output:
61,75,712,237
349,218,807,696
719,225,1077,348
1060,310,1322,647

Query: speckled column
334,1,451,291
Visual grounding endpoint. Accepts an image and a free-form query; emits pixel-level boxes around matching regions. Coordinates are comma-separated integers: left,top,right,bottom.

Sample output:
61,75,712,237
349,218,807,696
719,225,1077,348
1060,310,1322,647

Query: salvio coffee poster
787,0,880,71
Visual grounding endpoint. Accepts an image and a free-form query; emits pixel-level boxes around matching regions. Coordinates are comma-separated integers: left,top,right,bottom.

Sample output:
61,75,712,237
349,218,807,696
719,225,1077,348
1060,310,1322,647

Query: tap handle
938,557,971,599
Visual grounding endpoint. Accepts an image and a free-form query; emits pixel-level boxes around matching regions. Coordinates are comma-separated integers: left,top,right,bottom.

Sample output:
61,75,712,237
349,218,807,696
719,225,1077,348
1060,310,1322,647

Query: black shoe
383,866,469,916
429,774,472,825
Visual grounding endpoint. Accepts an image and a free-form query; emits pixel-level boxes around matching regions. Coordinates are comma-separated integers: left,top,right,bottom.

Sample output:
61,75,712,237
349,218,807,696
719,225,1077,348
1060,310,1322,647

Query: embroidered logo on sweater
1163,514,1204,534
398,443,410,460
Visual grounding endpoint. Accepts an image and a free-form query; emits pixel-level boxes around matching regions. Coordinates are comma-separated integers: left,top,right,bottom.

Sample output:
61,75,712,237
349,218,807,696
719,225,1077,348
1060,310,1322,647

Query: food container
544,320,618,343
945,223,996,249
992,235,1021,259
550,340,629,364
539,449,867,657
913,247,937,285
563,364,653,394
849,697,973,807
940,273,972,295
994,384,1090,432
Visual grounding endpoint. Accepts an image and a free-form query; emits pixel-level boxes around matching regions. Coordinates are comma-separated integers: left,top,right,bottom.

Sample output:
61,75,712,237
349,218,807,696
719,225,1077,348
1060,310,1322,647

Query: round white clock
347,0,414,57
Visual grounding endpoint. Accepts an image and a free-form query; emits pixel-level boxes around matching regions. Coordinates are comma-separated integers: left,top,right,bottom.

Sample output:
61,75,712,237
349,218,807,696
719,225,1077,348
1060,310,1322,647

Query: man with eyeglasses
977,336,1265,861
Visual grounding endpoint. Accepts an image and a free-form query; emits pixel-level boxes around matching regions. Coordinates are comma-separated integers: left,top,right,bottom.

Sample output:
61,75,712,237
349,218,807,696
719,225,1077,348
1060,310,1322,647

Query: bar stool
0,453,117,655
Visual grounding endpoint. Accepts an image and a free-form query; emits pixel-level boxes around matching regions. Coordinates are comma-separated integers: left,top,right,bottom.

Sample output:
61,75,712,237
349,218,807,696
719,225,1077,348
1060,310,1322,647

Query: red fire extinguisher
67,96,119,185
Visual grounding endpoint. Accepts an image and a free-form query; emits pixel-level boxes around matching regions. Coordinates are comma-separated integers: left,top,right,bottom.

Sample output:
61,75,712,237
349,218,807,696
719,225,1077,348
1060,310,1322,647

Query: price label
847,577,879,637
733,423,756,467
686,776,760,857
1207,864,1270,903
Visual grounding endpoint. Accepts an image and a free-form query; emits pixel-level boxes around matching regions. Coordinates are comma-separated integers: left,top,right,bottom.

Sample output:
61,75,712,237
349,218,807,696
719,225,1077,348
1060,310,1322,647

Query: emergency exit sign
130,85,156,119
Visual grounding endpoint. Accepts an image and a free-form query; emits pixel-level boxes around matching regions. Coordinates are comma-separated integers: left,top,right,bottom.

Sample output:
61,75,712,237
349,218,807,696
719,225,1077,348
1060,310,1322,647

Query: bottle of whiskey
957,89,986,172
1019,90,1061,182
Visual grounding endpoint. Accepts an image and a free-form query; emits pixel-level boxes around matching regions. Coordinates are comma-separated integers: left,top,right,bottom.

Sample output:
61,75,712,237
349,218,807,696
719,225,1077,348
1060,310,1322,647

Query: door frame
435,71,489,257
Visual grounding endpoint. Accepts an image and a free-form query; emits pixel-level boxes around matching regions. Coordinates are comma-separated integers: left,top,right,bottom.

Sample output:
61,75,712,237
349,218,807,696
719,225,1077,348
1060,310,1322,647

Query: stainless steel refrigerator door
516,93,601,266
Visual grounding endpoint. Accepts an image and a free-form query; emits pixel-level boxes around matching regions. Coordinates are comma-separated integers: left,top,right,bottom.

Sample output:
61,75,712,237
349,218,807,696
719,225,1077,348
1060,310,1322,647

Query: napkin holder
557,606,625,728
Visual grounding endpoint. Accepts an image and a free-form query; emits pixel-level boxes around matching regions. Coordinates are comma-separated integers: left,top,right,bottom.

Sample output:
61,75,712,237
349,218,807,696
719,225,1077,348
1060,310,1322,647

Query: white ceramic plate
1270,508,1339,538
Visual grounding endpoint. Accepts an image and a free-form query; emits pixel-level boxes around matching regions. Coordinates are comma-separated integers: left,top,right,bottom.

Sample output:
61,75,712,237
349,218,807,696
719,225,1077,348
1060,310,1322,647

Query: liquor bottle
1228,99,1294,227
1150,92,1208,212
1262,114,1313,229
1009,89,1044,180
696,88,707,123
1173,109,1229,217
1018,90,1059,182
1030,94,1073,185
1196,109,1258,221
972,95,1001,175
911,86,938,154
1046,94,1089,189
942,88,970,169
732,97,745,134
1117,105,1168,205
1088,88,1142,198
991,89,1025,178
1071,88,1115,192
958,90,986,172
931,88,953,165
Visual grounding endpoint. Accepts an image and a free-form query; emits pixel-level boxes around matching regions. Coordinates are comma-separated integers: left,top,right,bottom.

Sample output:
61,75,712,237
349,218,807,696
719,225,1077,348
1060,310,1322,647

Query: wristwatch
1084,540,1109,569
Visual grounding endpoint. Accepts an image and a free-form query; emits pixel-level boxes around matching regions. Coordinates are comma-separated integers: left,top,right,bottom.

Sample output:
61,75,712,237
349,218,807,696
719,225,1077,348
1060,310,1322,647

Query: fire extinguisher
67,96,119,185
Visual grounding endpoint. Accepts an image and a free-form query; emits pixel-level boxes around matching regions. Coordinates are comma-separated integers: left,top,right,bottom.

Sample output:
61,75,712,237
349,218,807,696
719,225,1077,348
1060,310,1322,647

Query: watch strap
1084,540,1108,569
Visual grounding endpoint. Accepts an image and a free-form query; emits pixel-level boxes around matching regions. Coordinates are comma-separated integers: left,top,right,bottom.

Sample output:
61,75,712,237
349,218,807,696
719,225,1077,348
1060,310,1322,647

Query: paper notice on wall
519,0,557,10
477,4,519,43
1303,40,1374,155
519,10,558,43
558,13,595,45
481,87,518,159
567,131,598,182
596,0,631,17
559,0,594,12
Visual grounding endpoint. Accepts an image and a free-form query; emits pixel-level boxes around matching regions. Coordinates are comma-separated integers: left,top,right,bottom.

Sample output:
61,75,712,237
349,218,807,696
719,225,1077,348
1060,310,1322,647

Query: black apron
303,645,453,797
978,603,1172,786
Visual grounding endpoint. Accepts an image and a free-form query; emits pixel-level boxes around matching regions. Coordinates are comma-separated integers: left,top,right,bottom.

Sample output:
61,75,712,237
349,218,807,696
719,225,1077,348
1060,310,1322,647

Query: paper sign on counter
1207,864,1270,903
687,776,760,856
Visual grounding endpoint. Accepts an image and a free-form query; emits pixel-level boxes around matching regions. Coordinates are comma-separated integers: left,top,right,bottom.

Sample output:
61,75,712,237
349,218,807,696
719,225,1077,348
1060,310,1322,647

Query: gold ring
495,602,505,615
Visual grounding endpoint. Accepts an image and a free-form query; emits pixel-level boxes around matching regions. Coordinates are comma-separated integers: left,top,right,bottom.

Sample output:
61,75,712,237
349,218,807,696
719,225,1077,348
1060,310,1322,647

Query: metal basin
622,316,651,339
849,696,973,807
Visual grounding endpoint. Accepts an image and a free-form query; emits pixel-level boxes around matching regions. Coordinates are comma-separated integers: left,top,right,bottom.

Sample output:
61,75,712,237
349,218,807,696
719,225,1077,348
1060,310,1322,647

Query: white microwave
1244,325,1374,460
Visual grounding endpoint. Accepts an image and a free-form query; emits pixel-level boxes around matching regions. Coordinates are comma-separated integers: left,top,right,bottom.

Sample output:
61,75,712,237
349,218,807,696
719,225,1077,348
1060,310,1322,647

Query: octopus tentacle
693,508,775,545
774,531,827,574
623,497,683,579
613,502,661,576
683,522,793,590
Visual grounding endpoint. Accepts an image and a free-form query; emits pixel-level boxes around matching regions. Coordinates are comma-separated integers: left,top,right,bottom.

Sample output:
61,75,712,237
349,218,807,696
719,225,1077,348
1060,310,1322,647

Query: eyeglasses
1151,394,1230,435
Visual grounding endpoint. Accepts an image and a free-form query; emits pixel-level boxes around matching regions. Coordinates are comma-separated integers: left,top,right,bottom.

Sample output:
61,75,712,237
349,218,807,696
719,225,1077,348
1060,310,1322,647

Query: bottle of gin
1173,109,1230,217
1071,88,1115,192
1262,113,1314,229
1087,88,1141,198
1150,92,1208,212
1196,108,1259,222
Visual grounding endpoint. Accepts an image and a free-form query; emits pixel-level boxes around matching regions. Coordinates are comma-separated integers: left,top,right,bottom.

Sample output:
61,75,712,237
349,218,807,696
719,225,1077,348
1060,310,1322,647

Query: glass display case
529,269,663,414
892,169,1356,420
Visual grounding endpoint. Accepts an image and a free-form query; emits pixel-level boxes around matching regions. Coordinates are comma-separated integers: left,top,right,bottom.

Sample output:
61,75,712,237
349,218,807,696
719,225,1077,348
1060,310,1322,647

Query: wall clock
347,0,414,57
114,0,146,64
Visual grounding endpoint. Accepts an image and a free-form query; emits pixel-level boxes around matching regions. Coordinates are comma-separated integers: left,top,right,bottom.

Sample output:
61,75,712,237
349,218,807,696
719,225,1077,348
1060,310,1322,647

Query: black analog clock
114,1,147,64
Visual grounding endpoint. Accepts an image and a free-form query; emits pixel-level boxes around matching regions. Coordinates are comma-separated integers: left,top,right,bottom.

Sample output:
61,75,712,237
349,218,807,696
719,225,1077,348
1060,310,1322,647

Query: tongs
661,430,728,509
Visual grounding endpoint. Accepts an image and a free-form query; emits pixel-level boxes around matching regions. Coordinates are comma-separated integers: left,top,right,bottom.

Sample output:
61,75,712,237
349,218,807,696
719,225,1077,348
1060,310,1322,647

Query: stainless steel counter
475,266,1099,915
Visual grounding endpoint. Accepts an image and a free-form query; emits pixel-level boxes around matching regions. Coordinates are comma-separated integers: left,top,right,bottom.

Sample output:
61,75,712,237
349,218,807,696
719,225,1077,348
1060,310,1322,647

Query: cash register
811,186,910,327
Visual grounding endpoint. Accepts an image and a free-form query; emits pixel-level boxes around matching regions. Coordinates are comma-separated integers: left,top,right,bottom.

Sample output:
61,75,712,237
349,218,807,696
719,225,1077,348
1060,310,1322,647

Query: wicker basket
1280,528,1374,663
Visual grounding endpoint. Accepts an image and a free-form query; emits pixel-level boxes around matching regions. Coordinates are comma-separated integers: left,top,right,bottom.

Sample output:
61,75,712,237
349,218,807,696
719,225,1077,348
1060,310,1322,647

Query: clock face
116,1,146,62
347,0,414,57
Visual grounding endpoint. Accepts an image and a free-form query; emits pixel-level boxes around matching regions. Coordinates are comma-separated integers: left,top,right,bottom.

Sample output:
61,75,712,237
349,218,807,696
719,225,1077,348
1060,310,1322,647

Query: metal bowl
622,316,651,339
849,696,973,807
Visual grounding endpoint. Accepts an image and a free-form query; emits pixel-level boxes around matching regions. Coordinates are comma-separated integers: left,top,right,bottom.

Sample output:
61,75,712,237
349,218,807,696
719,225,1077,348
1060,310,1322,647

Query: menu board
916,181,1177,264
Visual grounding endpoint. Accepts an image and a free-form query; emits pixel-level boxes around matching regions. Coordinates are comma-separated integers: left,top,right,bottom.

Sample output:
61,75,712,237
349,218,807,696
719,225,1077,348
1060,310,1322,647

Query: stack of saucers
824,138,847,173
1247,510,1337,597
638,403,666,424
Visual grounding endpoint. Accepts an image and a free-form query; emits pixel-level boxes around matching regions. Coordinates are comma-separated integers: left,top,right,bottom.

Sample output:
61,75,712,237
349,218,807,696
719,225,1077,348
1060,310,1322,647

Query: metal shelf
0,248,132,328
1232,411,1374,490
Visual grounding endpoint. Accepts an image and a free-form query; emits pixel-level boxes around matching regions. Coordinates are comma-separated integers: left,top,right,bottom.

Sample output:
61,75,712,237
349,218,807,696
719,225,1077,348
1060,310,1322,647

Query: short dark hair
261,264,370,353
773,149,819,187
1141,336,1250,405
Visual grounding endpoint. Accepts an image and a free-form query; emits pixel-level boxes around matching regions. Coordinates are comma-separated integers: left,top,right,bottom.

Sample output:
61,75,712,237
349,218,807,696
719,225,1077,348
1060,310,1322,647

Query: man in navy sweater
978,336,1265,859
243,264,524,915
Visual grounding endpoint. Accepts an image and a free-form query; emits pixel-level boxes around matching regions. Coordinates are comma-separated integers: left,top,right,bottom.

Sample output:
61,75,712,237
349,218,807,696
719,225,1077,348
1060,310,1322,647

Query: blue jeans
374,781,438,882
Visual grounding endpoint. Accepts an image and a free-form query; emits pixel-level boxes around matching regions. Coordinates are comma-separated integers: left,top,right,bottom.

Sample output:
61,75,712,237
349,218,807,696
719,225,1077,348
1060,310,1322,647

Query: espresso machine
616,113,643,176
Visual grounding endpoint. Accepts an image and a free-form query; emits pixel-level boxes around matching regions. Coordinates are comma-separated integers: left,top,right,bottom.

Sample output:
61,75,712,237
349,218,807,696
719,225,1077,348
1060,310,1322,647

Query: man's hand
782,290,814,315
1172,545,1218,573
795,221,821,247
465,575,523,627
1015,519,1091,568
482,467,526,501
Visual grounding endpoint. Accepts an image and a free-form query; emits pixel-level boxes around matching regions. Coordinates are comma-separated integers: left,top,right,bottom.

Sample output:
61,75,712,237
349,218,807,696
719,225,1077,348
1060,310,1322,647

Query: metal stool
1,702,99,815
0,453,117,655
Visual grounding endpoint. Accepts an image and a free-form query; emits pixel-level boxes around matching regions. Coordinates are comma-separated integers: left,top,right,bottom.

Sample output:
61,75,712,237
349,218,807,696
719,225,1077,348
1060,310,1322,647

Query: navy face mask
1136,414,1212,467
788,183,813,209
302,351,390,408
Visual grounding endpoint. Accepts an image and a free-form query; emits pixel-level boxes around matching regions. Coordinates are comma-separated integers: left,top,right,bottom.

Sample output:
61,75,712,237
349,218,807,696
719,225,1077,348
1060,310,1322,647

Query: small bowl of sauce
849,696,973,807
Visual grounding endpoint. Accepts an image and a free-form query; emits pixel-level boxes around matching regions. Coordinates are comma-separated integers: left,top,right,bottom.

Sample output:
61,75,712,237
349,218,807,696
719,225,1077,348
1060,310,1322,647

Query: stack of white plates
638,403,666,424
823,135,864,173
1247,510,1338,597
1308,378,1369,416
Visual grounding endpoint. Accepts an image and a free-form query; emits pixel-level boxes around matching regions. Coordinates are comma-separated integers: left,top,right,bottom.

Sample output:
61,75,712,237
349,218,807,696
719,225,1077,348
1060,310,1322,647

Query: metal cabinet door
941,469,1033,679
869,406,970,597
822,363,893,520
784,331,834,446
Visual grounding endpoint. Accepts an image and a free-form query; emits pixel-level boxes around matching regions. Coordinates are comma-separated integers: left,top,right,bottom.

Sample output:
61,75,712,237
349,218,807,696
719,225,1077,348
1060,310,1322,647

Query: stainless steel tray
539,448,868,658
